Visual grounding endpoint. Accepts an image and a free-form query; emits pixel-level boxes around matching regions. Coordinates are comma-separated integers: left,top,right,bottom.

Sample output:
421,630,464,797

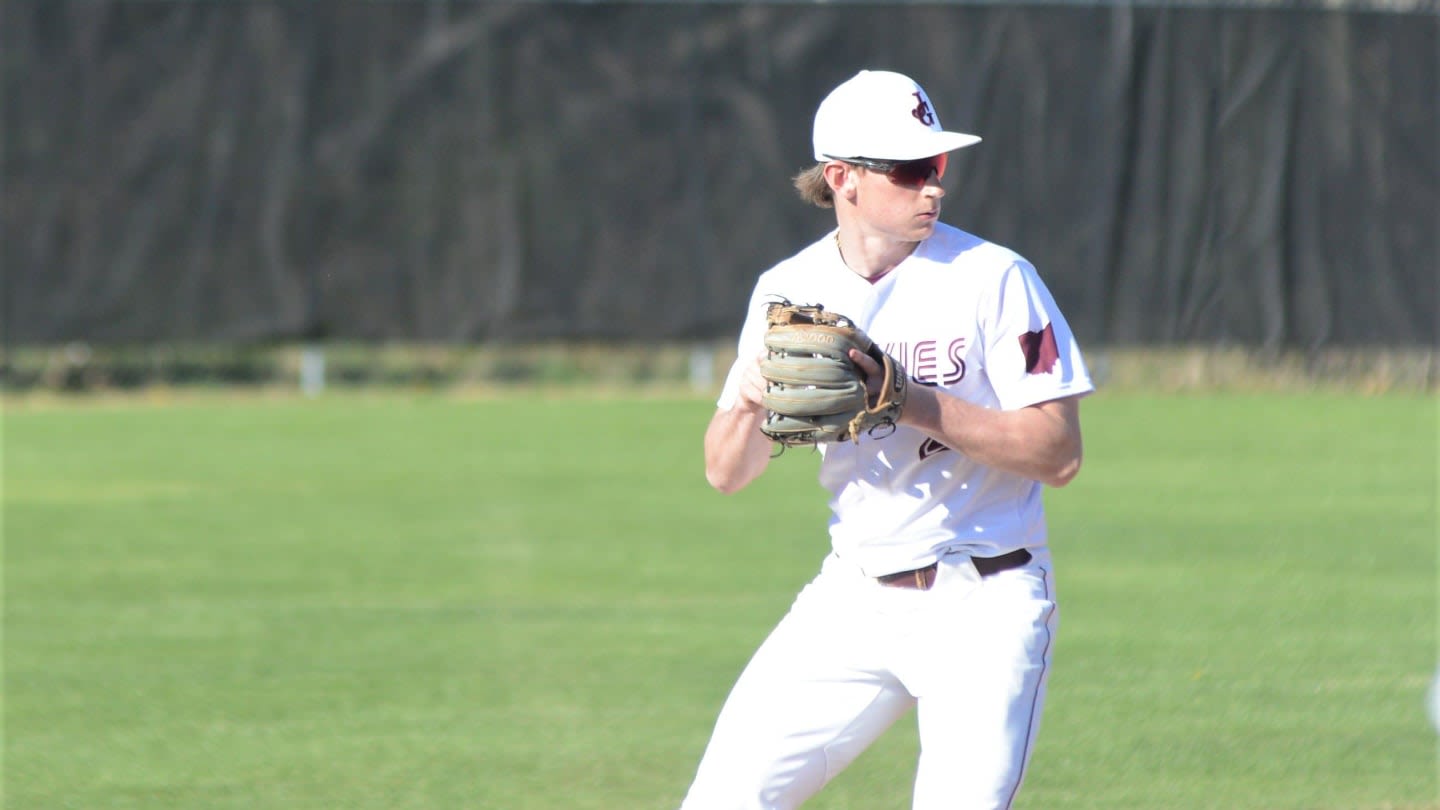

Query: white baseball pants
678,548,1057,810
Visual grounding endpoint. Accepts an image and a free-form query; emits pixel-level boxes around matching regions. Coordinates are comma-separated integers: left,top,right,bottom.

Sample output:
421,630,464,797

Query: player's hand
848,347,885,404
736,351,768,412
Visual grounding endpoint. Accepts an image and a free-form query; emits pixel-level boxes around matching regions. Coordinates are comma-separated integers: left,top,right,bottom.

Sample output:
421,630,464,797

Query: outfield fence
4,1,1436,353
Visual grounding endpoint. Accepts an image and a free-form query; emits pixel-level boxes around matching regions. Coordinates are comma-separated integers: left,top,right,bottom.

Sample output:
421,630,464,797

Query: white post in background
689,344,715,392
300,346,326,398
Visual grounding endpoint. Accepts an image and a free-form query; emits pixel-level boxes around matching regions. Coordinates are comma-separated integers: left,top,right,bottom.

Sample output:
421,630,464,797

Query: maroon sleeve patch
1019,323,1060,375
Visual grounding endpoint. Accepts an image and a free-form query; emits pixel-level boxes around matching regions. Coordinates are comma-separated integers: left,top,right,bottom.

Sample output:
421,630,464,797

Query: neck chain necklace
836,230,904,285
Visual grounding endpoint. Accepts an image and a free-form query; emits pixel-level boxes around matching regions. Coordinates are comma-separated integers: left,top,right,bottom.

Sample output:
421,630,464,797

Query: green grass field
4,390,1436,809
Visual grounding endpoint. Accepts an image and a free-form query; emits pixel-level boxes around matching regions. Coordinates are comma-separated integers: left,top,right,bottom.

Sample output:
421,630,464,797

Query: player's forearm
899,388,1083,488
703,405,772,494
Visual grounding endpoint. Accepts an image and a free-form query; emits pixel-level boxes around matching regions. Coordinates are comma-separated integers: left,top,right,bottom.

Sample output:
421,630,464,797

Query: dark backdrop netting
2,3,1435,348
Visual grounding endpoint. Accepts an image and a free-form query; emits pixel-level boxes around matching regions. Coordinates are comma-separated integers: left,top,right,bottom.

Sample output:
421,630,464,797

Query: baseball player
681,70,1094,810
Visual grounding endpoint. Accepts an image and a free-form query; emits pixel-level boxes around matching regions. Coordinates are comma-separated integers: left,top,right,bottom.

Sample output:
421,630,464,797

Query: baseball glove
759,300,908,447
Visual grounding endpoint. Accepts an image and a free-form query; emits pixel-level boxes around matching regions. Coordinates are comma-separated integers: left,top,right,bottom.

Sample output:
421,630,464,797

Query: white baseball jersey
719,223,1094,577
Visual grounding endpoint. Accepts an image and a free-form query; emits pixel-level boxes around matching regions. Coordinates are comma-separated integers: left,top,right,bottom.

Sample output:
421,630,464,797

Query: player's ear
823,161,858,202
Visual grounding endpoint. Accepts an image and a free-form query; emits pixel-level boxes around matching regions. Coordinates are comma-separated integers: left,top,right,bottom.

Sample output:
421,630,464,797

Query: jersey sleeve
715,282,772,410
980,260,1094,411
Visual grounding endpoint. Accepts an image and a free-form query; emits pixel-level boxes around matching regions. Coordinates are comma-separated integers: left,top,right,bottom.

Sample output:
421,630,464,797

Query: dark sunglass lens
892,161,927,184
890,157,942,185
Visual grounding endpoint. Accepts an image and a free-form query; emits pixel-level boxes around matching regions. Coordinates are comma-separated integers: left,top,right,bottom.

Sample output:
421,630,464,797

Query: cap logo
910,92,935,126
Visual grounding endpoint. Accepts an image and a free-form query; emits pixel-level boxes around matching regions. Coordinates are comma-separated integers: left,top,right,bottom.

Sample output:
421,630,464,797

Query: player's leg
679,562,917,810
908,557,1059,810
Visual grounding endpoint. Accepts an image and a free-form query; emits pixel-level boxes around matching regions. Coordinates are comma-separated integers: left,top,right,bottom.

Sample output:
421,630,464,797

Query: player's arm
899,386,1083,488
849,348,1083,487
703,353,773,494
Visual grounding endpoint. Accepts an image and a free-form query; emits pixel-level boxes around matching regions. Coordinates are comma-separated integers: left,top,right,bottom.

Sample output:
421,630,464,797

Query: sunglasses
828,153,948,186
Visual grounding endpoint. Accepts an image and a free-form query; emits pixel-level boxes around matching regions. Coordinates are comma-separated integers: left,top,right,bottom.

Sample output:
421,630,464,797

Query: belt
875,549,1033,591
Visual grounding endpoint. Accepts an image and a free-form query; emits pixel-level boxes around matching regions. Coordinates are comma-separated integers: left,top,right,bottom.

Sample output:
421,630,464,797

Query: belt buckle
877,562,938,590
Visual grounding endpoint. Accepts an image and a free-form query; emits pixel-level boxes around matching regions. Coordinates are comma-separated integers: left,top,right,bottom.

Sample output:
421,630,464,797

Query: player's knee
680,755,823,810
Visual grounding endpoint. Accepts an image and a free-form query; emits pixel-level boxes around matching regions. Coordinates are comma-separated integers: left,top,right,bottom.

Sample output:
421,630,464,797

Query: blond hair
791,163,834,208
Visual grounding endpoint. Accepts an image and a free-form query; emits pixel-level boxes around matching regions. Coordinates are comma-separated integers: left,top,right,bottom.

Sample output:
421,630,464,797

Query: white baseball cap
812,70,981,162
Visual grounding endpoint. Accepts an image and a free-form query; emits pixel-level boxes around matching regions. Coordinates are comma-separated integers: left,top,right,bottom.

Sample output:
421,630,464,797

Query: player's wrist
894,382,939,430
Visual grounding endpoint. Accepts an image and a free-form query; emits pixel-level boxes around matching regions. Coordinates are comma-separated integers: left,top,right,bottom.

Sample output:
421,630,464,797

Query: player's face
850,155,947,241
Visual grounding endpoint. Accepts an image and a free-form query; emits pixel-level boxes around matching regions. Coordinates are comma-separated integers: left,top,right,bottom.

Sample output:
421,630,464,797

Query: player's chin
909,215,940,239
